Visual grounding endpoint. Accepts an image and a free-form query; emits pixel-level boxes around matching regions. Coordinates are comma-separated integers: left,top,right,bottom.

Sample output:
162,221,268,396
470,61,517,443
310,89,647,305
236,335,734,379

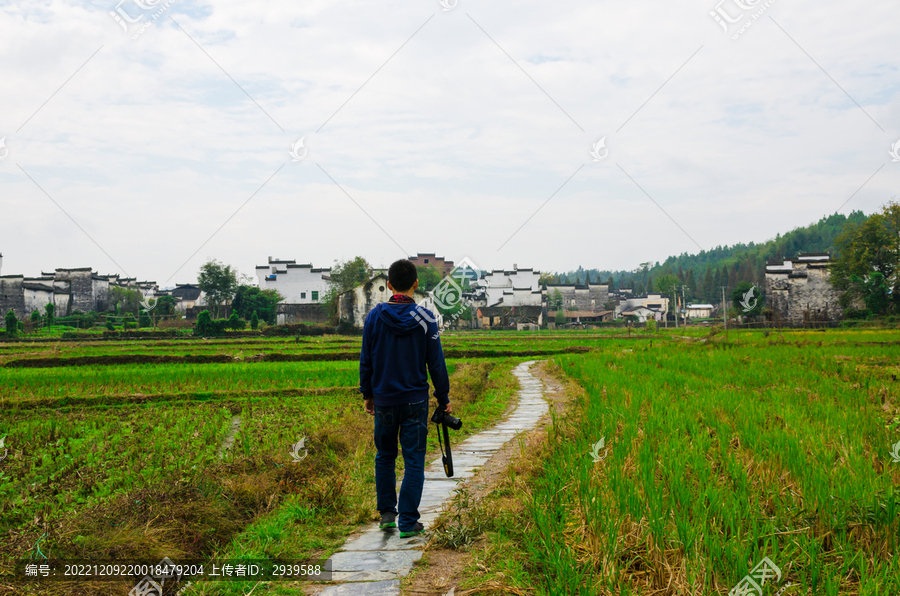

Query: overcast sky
1,0,897,285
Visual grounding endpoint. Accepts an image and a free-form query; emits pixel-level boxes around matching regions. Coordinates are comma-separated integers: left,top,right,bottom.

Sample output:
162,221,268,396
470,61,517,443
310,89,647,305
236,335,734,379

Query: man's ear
412,280,419,291
387,281,394,292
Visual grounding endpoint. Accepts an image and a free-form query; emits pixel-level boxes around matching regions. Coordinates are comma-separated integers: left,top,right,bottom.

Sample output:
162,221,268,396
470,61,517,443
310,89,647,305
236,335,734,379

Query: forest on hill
552,211,868,304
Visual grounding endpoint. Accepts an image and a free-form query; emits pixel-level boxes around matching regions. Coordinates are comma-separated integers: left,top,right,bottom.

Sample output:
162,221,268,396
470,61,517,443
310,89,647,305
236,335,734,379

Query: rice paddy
0,327,898,595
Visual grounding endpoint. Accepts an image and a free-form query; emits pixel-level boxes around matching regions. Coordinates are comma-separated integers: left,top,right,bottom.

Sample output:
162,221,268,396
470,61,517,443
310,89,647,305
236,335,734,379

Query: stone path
316,361,548,595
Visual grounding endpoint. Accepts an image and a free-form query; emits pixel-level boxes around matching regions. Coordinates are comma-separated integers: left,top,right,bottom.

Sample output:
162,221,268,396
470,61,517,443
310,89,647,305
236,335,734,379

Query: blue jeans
373,399,428,532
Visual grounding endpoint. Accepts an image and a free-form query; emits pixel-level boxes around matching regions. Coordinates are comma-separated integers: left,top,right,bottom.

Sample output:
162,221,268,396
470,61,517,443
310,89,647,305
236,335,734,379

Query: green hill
554,211,867,304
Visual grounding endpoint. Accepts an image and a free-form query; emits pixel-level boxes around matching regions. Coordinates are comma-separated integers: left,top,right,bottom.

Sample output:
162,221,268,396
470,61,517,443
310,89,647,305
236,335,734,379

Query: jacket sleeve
359,311,374,400
425,315,450,405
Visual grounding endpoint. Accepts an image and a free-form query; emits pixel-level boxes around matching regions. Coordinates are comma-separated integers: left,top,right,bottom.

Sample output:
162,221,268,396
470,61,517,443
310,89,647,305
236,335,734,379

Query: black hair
388,259,418,292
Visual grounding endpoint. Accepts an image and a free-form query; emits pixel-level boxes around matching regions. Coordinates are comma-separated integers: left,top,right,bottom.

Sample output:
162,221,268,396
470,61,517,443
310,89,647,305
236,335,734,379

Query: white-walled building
338,273,442,329
255,257,332,304
478,266,542,307
615,293,669,320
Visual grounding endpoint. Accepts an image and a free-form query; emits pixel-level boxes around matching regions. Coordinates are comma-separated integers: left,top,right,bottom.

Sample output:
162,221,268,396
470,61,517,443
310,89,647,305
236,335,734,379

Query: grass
461,331,900,595
0,331,522,596
4,328,899,594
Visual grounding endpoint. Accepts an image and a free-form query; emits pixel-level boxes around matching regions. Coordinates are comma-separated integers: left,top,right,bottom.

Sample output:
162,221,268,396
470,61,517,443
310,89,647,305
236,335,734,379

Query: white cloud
0,0,897,282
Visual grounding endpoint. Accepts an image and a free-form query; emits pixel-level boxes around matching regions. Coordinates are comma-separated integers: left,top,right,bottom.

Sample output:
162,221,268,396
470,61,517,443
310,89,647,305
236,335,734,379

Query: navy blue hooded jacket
359,301,450,407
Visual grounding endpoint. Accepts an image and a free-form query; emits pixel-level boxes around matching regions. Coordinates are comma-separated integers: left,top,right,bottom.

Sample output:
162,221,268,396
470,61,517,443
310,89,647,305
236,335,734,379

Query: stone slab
317,579,400,595
329,550,422,573
339,531,426,551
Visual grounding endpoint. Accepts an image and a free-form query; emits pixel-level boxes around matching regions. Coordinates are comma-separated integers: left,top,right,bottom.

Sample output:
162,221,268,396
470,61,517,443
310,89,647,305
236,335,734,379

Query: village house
615,293,669,322
765,253,840,324
0,253,161,321
407,253,455,277
255,257,332,304
686,304,715,319
546,283,611,312
338,273,441,329
477,266,543,307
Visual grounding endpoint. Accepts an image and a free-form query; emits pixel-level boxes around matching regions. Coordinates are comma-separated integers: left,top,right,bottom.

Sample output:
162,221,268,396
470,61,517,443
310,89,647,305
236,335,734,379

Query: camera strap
435,421,454,478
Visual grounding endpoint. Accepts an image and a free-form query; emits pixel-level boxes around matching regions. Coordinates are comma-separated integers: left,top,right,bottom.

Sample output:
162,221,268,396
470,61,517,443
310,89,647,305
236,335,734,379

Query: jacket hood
376,302,426,336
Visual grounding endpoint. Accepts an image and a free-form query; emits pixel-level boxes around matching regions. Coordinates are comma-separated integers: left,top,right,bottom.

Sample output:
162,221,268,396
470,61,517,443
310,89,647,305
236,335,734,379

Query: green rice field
0,328,898,595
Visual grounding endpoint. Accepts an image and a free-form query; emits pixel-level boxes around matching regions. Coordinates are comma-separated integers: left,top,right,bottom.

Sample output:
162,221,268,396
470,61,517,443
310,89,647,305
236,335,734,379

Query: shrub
5,311,18,338
250,311,259,330
227,311,246,330
139,311,152,328
644,318,658,333
105,320,115,331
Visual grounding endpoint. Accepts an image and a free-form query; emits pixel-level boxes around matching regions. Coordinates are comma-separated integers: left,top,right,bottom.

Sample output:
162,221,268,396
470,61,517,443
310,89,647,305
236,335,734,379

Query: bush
644,318,658,333
227,311,246,330
5,310,18,338
139,311,152,328
194,310,230,336
250,311,259,330
105,320,115,331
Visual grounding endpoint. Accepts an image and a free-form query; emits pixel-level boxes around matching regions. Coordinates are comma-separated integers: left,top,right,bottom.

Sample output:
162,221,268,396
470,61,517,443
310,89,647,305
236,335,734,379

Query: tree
195,310,213,336
655,274,680,296
416,266,443,291
139,310,152,328
153,295,178,316
732,281,763,317
5,311,18,338
108,287,142,315
227,310,246,330
555,309,566,325
44,303,55,326
324,257,374,322
539,272,556,286
232,286,282,325
30,310,42,330
831,201,900,313
197,259,240,318
606,276,615,292
549,288,564,311
250,311,259,330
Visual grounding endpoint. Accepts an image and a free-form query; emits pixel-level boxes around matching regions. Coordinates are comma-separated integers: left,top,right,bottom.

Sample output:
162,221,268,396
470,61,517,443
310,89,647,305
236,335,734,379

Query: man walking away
359,259,451,537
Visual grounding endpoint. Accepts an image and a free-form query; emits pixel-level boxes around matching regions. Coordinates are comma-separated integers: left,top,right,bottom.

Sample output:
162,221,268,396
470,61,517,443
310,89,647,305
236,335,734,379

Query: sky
1,0,898,286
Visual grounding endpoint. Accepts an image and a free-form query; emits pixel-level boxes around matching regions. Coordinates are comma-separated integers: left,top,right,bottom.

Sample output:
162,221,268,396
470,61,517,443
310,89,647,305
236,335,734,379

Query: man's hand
441,401,452,415
364,397,375,415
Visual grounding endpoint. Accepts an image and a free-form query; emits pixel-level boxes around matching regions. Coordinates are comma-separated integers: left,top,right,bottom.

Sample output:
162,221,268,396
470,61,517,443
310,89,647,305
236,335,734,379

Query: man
359,259,451,537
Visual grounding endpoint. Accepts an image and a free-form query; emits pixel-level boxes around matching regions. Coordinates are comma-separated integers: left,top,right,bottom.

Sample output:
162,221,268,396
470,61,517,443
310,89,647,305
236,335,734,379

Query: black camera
431,405,462,431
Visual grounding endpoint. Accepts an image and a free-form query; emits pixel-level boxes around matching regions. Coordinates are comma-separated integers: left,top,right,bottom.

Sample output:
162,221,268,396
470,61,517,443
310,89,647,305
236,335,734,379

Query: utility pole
672,288,678,329
679,285,688,327
721,286,728,334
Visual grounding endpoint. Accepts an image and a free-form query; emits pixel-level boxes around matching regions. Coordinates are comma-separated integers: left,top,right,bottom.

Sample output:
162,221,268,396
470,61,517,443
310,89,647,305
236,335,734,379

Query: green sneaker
399,522,424,538
379,512,397,530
